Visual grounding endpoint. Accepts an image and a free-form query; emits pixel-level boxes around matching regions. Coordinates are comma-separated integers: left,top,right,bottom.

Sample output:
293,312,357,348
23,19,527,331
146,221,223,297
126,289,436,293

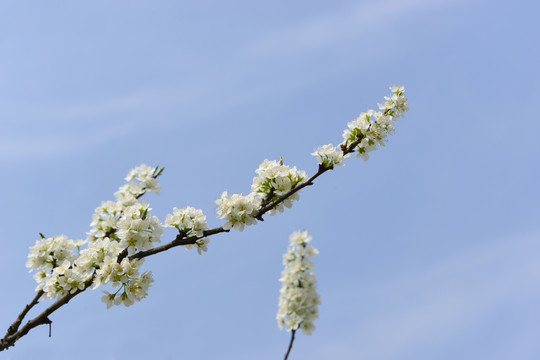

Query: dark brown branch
341,129,368,155
0,277,94,351
1,132,366,350
129,226,230,260
1,168,170,350
131,133,367,260
284,329,296,360
131,163,335,261
4,290,44,338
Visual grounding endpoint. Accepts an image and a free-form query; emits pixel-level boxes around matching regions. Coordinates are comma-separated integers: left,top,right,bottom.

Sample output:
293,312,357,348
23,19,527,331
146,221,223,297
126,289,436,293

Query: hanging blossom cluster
277,230,320,335
26,165,165,306
216,159,307,230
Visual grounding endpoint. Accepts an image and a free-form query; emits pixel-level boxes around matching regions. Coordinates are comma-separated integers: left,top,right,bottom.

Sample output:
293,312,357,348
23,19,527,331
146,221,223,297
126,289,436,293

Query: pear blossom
26,235,82,273
380,85,409,118
124,271,154,305
250,159,306,214
27,164,165,305
33,259,91,300
164,206,209,238
124,164,162,195
87,201,123,242
116,201,163,255
311,144,345,168
277,230,320,336
75,237,124,280
101,270,154,308
215,191,261,231
342,85,409,161
251,159,306,196
184,238,210,255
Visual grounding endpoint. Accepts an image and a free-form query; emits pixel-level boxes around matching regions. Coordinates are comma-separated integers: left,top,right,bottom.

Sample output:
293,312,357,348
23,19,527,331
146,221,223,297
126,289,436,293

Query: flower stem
284,329,296,360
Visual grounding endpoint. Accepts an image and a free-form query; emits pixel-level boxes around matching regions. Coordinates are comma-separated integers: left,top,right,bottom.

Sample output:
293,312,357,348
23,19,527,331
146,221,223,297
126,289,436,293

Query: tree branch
4,290,44,338
1,133,363,350
0,278,94,351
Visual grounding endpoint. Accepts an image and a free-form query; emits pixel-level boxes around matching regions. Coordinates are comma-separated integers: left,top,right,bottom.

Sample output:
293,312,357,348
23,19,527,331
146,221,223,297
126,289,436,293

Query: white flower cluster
251,159,306,197
124,163,161,195
26,235,89,299
277,230,320,336
342,85,409,161
215,159,307,231
164,206,210,254
116,201,162,255
27,165,164,306
26,235,81,272
215,191,261,231
101,269,154,308
77,238,123,285
311,144,345,168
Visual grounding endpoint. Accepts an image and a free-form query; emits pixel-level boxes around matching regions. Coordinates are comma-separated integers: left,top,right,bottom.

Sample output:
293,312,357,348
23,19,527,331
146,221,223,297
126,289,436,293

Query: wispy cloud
0,84,207,124
251,0,457,56
0,83,209,162
0,121,136,162
45,84,207,121
312,230,540,359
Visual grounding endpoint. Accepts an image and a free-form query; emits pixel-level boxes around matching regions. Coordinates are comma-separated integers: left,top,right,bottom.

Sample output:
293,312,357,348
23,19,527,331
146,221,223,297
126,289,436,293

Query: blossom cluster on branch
4,85,408,353
26,164,164,305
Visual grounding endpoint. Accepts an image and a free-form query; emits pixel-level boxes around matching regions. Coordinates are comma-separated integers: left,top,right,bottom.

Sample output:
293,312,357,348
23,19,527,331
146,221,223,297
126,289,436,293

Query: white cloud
251,0,458,56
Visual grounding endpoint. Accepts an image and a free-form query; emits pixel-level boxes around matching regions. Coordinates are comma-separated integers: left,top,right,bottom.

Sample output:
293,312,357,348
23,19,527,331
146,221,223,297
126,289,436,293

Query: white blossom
26,164,165,305
184,238,210,255
380,84,409,118
342,85,409,161
116,201,163,255
96,257,144,288
311,144,345,168
87,201,123,242
277,230,320,336
101,270,154,308
251,159,306,214
114,183,140,207
164,206,209,238
215,191,261,231
124,164,161,195
124,271,154,305
26,235,82,273
251,159,306,196
75,238,123,287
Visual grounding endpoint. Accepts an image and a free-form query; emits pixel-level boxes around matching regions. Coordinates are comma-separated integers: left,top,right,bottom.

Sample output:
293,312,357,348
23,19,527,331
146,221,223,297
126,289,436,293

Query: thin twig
284,329,296,360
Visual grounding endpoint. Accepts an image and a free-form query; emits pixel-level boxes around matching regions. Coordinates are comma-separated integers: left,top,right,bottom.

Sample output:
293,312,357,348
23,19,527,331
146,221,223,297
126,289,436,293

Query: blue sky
1,0,539,359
